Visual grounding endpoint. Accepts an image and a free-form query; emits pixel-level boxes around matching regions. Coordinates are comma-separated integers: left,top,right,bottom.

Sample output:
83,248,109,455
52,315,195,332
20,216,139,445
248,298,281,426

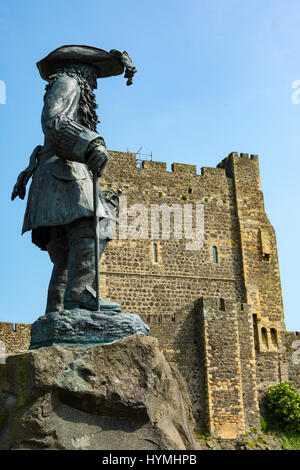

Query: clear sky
0,0,299,330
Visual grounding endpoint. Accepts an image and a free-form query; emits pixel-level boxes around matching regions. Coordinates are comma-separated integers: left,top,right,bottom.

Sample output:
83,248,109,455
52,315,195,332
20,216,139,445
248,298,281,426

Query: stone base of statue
29,308,149,349
0,335,199,450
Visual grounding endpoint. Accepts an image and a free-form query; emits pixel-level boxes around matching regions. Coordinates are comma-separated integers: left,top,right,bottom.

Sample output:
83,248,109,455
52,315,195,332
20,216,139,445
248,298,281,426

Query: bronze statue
12,45,136,314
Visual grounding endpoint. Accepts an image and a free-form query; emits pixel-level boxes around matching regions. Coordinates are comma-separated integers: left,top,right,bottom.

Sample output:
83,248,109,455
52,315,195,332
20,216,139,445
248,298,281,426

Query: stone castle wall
140,302,206,428
1,150,299,438
198,297,260,438
0,322,31,354
284,331,300,389
100,151,245,317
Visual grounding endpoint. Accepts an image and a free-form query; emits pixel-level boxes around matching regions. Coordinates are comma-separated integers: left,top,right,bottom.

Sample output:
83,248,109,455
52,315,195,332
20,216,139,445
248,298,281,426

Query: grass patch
260,416,300,450
260,416,269,434
281,431,300,450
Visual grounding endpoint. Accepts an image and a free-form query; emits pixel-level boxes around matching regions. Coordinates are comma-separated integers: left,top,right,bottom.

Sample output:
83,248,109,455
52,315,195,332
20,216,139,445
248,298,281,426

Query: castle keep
1,150,299,439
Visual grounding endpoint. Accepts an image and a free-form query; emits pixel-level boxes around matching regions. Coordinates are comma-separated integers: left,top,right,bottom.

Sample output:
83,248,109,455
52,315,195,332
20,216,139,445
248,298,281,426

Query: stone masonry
1,150,299,439
0,323,31,354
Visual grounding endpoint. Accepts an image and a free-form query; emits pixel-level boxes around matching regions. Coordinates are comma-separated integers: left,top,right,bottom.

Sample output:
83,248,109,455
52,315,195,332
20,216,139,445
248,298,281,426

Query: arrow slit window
212,246,218,264
153,243,158,263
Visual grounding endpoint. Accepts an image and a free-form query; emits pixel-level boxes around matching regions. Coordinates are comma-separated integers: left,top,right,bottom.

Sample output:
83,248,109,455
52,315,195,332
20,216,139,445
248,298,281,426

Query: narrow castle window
212,246,218,264
271,328,278,348
220,298,225,311
153,243,158,263
252,314,259,348
261,327,268,349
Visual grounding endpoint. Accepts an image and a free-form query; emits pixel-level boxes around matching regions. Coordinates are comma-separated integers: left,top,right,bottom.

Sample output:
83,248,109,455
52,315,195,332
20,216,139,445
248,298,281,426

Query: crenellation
171,163,197,174
142,160,167,172
108,150,137,168
0,321,31,353
106,150,241,182
142,313,175,324
201,297,242,313
0,322,14,331
201,167,226,179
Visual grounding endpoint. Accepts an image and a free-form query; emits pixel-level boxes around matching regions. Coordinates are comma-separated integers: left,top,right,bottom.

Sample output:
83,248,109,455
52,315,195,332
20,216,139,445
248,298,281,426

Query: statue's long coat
22,74,114,248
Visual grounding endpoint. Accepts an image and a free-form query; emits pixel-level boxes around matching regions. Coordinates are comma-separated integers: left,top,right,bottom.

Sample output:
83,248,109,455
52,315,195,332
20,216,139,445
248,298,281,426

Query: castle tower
198,297,259,438
219,153,288,388
98,150,288,434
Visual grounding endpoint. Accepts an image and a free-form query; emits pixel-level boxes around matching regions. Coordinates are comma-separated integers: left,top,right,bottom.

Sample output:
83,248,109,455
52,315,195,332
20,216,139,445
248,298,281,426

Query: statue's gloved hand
11,145,42,201
85,144,109,176
11,171,28,200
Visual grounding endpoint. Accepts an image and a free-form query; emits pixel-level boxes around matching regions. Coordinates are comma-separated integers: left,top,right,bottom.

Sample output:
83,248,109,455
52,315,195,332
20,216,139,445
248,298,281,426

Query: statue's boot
45,264,68,313
64,236,121,312
99,297,121,312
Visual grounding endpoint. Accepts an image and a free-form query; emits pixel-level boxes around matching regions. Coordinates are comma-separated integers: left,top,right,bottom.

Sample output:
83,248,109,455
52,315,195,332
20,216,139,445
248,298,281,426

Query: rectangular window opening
153,243,158,263
212,246,218,264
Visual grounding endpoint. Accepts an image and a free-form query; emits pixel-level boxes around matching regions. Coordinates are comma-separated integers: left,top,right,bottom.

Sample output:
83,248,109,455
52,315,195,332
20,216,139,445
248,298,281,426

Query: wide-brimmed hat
37,45,136,84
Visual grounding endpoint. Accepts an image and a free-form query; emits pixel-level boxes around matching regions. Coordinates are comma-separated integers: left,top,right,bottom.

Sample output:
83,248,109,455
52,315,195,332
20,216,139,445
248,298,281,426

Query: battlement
142,160,167,172
286,331,300,337
141,313,176,324
108,150,204,176
0,322,31,332
171,163,197,174
200,167,226,177
197,297,251,314
107,150,259,180
217,152,259,167
239,152,258,161
0,321,31,353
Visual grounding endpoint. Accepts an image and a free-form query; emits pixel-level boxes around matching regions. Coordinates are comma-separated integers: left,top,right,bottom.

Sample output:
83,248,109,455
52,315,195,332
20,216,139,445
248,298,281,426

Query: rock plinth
29,308,150,349
0,335,198,450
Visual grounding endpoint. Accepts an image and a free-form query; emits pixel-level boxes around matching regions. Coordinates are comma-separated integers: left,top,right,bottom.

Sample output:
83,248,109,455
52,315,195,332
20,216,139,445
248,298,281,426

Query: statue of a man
12,45,136,314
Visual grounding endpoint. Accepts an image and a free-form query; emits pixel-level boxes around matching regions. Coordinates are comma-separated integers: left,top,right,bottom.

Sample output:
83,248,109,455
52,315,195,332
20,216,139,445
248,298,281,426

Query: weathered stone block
0,335,199,450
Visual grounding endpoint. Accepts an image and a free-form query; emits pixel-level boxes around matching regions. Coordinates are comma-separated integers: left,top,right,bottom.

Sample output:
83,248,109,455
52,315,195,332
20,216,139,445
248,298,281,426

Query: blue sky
0,0,299,330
